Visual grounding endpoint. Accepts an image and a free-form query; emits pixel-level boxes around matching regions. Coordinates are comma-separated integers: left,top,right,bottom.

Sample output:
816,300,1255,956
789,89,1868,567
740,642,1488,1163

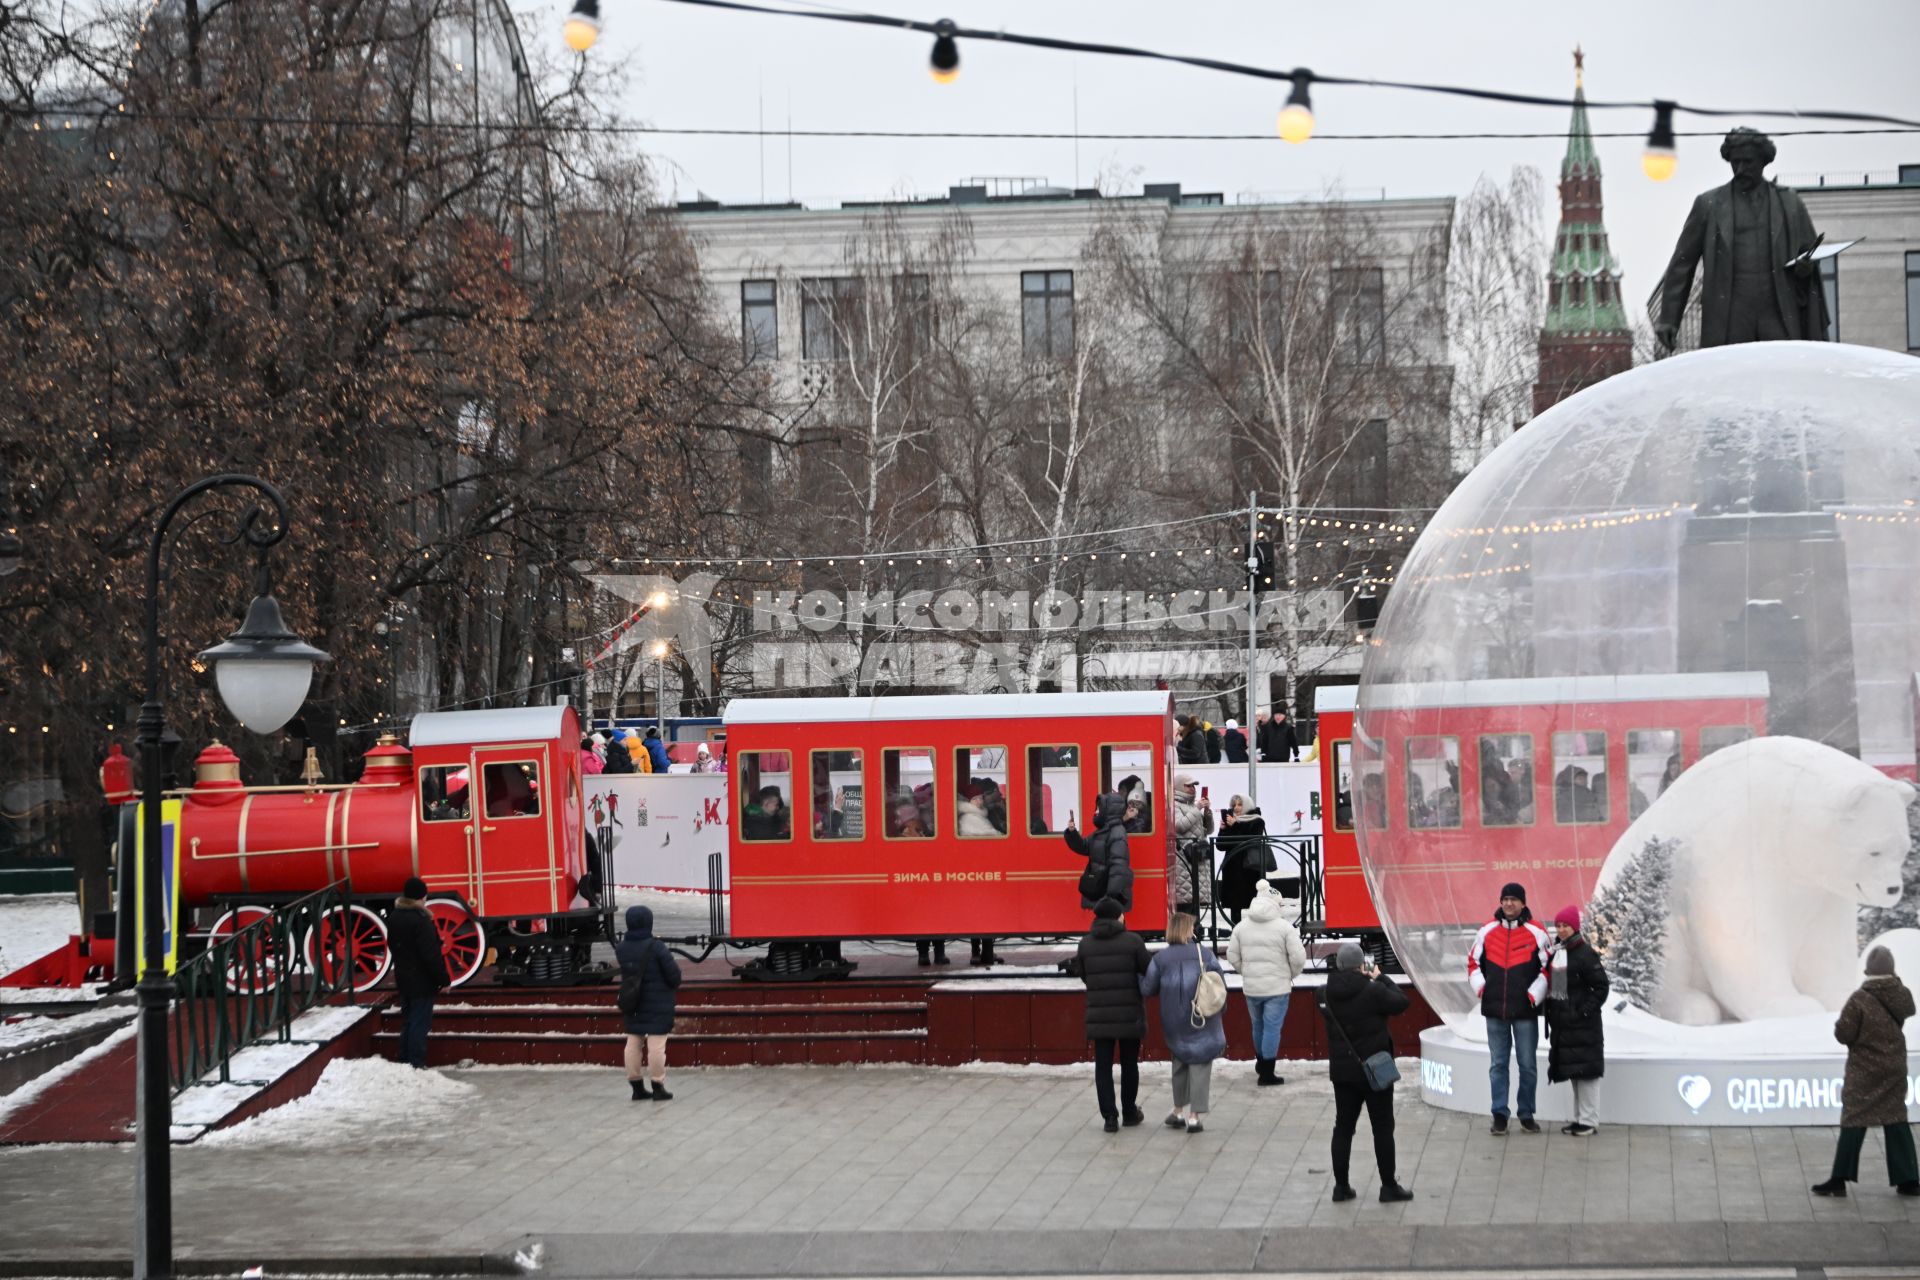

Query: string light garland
572,0,1920,182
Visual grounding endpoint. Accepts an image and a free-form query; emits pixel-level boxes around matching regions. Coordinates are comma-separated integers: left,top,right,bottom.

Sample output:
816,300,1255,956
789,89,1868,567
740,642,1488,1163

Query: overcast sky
544,0,1919,311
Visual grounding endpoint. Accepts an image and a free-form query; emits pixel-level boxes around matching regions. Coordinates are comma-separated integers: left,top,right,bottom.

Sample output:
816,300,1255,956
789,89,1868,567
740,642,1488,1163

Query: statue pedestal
1419,1010,1920,1126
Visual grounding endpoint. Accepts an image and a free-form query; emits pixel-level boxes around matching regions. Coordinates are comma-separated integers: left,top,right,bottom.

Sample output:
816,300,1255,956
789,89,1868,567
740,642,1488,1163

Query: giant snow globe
1365,344,1920,1123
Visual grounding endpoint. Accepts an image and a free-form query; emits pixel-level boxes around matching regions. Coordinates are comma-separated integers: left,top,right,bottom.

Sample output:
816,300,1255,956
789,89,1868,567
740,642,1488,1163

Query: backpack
1189,942,1228,1026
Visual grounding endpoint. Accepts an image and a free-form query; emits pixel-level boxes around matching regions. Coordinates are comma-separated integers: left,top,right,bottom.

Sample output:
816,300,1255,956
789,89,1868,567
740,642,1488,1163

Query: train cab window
953,746,1009,838
1332,742,1356,832
1098,743,1155,834
810,749,864,840
738,750,793,842
1026,745,1079,835
482,761,541,818
882,748,936,839
1627,729,1681,818
1406,736,1462,829
1700,725,1753,758
420,765,471,822
1551,731,1609,825
1477,734,1535,827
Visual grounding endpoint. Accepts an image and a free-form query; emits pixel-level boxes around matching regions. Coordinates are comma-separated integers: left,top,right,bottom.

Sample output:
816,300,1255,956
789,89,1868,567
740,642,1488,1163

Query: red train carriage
1317,672,1769,935
150,705,609,992
723,692,1175,975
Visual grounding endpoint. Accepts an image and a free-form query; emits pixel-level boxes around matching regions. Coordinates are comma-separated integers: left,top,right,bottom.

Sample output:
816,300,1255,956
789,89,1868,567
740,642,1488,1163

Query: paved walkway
4,1061,1920,1275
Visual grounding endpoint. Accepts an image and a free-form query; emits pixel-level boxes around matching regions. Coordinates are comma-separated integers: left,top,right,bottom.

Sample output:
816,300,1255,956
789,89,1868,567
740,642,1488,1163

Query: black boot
1811,1178,1847,1197
629,1079,647,1102
933,940,949,965
651,1080,673,1101
916,941,933,966
980,939,997,965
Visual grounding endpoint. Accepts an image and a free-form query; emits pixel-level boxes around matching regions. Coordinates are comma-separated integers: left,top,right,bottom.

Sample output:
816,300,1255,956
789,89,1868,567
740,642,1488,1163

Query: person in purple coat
1142,913,1227,1134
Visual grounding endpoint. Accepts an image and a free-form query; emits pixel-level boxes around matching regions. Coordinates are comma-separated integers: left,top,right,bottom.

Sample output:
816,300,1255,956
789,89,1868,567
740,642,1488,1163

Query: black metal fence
169,880,356,1095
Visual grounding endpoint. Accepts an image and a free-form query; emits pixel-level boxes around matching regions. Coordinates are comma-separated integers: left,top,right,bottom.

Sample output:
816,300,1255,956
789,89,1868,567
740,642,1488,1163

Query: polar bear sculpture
1591,736,1912,1025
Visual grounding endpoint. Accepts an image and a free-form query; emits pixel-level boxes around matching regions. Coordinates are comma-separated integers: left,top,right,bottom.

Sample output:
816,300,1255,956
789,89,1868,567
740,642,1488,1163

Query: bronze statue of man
1655,127,1828,351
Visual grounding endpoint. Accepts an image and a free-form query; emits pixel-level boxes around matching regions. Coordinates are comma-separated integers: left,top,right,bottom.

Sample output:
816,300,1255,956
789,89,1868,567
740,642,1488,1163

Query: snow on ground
0,1005,133,1057
0,893,84,976
200,1057,477,1147
0,1022,136,1126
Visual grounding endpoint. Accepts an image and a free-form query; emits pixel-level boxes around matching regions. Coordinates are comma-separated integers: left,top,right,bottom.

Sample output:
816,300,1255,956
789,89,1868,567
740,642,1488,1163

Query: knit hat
695,744,711,757
590,732,607,746
1500,882,1527,904
1224,719,1238,730
402,876,429,900
1335,941,1367,971
1554,905,1580,930
1866,946,1897,977
1093,897,1123,920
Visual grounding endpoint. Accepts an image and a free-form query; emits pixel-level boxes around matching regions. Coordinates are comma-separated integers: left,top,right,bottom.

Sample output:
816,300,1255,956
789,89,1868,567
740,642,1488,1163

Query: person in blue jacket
643,727,672,773
1142,912,1227,1133
616,904,682,1100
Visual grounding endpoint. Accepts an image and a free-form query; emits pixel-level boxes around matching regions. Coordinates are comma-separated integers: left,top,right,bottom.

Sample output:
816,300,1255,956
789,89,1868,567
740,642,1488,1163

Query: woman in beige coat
1812,946,1919,1197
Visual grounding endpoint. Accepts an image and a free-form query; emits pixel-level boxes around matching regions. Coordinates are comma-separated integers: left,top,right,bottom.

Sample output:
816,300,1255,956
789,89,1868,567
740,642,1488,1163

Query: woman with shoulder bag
1141,913,1228,1133
616,904,682,1101
1320,942,1412,1202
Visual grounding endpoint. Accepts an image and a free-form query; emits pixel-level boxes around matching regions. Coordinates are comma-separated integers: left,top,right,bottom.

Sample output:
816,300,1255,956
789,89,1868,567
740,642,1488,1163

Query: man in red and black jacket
1466,882,1550,1135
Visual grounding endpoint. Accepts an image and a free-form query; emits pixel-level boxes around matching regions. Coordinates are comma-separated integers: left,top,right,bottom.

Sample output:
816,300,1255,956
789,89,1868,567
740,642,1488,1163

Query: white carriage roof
723,691,1172,726
410,705,572,747
1315,671,1769,714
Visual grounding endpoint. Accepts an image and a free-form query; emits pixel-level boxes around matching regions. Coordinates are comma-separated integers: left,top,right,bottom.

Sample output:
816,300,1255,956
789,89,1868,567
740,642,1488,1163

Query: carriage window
1026,745,1079,835
1406,736,1461,829
810,749,864,841
953,746,1009,838
1099,742,1155,834
1551,731,1609,825
481,761,541,818
1627,729,1681,819
1700,725,1752,758
738,750,793,842
1332,741,1355,832
1477,734,1535,828
882,748,935,839
420,765,471,823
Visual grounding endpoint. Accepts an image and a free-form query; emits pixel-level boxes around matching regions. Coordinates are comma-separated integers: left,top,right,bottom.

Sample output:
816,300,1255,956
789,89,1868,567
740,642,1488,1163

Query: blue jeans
399,993,435,1069
1246,993,1290,1060
1485,1015,1538,1118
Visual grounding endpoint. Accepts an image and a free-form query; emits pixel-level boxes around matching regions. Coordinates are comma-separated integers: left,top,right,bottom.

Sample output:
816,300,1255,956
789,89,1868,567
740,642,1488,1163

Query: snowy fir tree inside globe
1355,342,1920,1036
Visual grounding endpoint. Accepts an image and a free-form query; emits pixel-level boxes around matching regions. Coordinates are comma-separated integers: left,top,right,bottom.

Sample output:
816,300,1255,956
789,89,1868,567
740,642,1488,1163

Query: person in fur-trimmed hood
1813,946,1920,1197
389,877,450,1069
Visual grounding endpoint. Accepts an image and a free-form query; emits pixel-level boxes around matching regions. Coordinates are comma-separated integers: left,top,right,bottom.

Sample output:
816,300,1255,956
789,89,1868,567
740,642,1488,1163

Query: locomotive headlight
199,592,330,735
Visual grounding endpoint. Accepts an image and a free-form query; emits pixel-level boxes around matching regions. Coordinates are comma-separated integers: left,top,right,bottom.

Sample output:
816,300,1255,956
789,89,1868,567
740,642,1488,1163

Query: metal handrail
169,880,356,1096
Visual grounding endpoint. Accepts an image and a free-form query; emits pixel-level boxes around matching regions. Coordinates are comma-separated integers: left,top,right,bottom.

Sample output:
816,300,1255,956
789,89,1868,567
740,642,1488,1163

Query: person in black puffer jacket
615,904,682,1101
1216,797,1273,922
1064,897,1151,1132
388,877,450,1069
1320,942,1412,1203
1067,793,1133,911
1545,905,1608,1136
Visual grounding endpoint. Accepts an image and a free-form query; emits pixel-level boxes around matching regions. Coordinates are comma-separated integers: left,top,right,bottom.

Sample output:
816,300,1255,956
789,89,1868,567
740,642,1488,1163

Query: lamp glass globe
214,657,314,735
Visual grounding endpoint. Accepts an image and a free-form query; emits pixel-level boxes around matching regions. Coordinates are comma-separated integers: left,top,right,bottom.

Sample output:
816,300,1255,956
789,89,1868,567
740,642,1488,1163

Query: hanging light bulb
562,0,600,52
1642,99,1678,181
928,19,960,85
1276,70,1315,144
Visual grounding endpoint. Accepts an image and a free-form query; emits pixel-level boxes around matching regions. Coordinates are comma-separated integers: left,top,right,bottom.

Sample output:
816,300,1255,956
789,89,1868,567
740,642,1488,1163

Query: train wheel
208,906,285,994
302,904,392,993
424,898,486,988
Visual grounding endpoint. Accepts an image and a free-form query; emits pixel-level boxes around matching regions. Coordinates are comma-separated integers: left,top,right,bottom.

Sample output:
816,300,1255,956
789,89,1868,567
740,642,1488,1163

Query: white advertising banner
587,774,730,892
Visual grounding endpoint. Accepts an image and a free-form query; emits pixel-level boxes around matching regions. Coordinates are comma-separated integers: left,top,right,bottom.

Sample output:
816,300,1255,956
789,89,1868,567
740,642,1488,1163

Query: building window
894,272,933,353
1228,270,1284,361
800,276,860,362
741,279,777,362
1907,251,1920,352
1021,270,1073,359
1900,164,1920,185
1819,257,1839,342
1331,266,1385,364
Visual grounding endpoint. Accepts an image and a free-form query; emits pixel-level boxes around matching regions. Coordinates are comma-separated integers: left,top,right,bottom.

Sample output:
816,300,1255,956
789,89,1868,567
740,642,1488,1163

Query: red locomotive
135,705,607,992
722,692,1175,976
1315,672,1771,937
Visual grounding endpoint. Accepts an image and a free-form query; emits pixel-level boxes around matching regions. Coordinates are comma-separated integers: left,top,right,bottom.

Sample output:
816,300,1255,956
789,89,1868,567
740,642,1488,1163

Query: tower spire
1532,50,1633,418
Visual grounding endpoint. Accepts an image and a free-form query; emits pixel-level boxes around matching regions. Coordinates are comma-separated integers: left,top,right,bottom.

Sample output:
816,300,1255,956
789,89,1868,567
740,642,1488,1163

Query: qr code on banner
634,808,648,827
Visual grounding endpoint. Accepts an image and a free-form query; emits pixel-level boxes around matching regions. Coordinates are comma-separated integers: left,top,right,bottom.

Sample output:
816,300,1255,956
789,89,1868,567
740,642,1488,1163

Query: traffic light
1247,539,1277,594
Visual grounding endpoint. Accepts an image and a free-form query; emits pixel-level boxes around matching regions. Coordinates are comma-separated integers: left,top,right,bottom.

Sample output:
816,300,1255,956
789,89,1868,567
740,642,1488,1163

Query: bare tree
1448,168,1547,469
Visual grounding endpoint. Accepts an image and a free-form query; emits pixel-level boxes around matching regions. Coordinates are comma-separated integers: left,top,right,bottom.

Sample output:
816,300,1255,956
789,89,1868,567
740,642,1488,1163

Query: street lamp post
653,640,669,738
134,475,327,1280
